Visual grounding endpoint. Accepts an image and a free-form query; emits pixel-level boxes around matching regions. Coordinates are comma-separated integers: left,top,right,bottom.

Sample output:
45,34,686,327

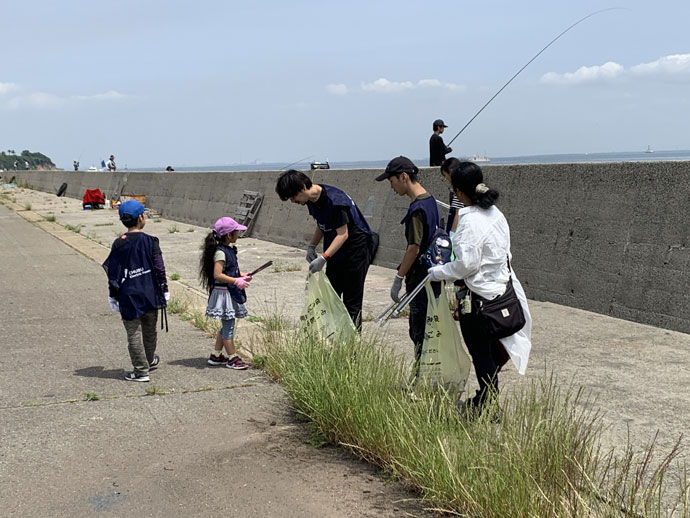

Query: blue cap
119,200,145,221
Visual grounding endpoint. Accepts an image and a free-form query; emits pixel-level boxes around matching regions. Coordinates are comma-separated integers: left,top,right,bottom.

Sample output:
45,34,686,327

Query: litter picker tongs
374,274,432,326
249,260,273,276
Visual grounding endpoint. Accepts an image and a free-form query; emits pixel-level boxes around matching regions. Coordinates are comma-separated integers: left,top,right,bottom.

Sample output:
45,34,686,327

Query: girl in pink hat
199,217,251,369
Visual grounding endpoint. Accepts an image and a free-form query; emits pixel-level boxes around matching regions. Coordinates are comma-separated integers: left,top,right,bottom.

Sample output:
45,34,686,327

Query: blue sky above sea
1,1,689,171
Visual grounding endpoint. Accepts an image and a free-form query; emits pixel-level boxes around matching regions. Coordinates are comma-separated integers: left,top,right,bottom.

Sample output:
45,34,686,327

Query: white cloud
0,82,19,95
327,83,348,95
3,88,128,110
631,54,690,76
7,92,64,110
541,61,624,84
541,53,690,85
360,77,464,93
72,90,127,101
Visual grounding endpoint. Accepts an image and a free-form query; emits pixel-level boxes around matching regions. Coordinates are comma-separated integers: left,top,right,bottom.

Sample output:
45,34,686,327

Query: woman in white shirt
427,161,532,412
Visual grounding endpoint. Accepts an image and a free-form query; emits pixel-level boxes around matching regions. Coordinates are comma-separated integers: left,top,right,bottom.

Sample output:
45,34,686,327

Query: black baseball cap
433,119,448,128
375,156,419,181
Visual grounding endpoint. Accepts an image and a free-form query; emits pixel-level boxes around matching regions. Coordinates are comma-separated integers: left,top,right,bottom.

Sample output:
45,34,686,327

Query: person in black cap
275,170,377,329
376,156,440,365
103,200,169,382
429,119,452,166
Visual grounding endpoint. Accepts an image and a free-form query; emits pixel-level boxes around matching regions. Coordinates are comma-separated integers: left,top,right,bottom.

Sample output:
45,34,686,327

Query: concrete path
2,186,689,516
0,202,433,517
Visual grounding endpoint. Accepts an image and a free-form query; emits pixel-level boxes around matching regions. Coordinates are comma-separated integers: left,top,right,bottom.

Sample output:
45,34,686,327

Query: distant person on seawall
429,119,452,167
165,166,174,172
106,155,117,171
73,160,79,171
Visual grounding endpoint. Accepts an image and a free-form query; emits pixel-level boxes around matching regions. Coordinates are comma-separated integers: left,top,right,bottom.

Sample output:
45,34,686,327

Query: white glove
309,255,327,273
164,292,170,302
108,297,120,312
427,266,443,282
306,245,317,263
390,275,404,303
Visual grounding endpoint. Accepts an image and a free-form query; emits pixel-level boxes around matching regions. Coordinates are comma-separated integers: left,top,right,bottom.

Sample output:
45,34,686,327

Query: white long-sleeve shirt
428,205,532,374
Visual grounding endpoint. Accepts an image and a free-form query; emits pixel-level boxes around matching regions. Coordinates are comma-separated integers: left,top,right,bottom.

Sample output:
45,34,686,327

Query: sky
1,0,689,169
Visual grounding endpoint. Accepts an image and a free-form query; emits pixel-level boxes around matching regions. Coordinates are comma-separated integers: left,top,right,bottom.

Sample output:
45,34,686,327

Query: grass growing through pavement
166,295,221,336
272,261,302,273
256,320,689,517
170,273,180,281
43,214,56,222
84,392,100,401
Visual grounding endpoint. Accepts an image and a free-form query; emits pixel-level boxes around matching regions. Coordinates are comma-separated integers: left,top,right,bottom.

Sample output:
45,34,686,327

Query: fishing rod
446,7,625,147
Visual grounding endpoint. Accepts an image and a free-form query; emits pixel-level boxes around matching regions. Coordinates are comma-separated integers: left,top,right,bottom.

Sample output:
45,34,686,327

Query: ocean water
148,149,690,172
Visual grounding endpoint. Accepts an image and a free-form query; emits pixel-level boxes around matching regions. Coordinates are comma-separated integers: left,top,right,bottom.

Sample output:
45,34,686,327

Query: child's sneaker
149,354,160,371
124,371,150,382
208,352,229,366
226,355,249,370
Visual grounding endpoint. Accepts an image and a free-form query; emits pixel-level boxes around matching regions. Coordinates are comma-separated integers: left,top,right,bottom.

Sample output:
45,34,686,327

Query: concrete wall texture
9,162,690,334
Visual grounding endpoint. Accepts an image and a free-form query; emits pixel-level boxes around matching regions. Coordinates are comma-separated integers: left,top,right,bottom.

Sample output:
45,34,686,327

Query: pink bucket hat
213,217,247,236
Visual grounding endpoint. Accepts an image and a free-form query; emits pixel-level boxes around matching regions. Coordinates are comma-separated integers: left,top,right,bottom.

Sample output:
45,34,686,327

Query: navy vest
307,185,372,261
103,233,164,320
403,195,440,253
214,244,247,304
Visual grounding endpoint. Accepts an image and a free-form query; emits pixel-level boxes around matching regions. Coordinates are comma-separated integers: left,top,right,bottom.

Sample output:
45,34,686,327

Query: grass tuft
65,224,82,233
257,322,689,517
24,203,31,210
273,261,302,273
170,273,180,281
168,225,180,233
44,214,56,222
84,392,100,401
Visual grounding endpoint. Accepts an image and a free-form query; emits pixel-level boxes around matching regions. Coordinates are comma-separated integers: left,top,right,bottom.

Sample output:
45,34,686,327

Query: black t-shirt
429,134,449,166
313,189,370,262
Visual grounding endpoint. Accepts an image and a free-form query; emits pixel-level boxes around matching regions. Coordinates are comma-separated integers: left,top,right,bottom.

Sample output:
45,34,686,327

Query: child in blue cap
103,200,169,382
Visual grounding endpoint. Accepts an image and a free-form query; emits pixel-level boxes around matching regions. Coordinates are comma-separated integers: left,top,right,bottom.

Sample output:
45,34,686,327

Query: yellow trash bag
299,272,357,342
416,282,471,396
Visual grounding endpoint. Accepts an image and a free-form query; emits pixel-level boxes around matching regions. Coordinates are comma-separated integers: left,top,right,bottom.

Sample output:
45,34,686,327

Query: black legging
458,310,509,406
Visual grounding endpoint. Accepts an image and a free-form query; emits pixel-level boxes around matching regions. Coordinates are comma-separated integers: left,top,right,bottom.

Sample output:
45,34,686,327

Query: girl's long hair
199,231,219,293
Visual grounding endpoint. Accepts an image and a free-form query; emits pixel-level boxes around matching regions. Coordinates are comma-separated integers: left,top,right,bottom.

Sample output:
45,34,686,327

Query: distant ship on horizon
470,153,490,163
645,145,655,154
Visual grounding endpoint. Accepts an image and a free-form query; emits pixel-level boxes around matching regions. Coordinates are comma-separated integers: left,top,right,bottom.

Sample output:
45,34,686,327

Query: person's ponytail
199,231,220,293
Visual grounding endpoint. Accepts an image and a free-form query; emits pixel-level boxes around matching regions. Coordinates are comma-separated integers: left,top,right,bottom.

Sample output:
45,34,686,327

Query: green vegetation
256,321,689,517
83,392,100,401
23,203,31,210
168,225,180,233
44,214,56,222
0,150,55,170
170,273,180,281
94,222,114,227
65,224,82,234
272,261,302,273
166,295,220,336
145,386,167,396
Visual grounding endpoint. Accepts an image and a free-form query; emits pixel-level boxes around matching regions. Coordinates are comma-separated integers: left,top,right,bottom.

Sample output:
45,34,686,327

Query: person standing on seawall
376,156,440,366
429,119,452,167
427,161,532,413
106,155,117,171
275,169,377,329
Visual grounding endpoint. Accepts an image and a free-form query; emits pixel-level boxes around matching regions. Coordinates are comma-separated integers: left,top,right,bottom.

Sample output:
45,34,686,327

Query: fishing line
447,7,626,147
281,154,315,170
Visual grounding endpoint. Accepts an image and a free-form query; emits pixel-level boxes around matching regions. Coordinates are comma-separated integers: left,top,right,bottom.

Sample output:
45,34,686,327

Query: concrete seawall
10,161,690,334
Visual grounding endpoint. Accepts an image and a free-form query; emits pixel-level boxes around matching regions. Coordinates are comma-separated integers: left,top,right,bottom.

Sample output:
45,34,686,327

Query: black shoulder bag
474,257,526,339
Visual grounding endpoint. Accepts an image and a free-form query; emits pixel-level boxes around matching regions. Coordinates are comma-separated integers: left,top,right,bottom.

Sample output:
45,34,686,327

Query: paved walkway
1,186,689,516
0,202,433,517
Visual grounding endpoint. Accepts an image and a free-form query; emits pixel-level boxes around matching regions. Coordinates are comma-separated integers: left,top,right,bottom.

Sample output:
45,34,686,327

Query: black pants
458,310,509,406
326,254,370,330
406,277,429,362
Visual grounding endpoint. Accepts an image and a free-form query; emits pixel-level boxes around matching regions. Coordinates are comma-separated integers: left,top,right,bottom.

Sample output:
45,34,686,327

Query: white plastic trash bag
417,282,471,396
299,272,357,342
